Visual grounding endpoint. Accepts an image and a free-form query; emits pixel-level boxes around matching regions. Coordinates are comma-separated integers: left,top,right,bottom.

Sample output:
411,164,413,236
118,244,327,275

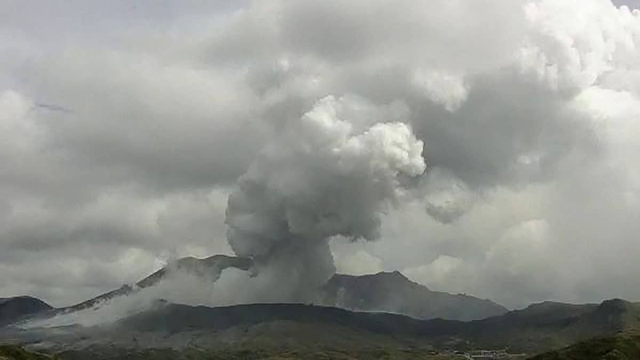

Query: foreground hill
106,299,639,353
58,254,506,322
3,303,450,359
55,348,458,360
0,297,52,326
12,299,633,353
0,345,56,360
2,343,454,360
529,332,640,360
1,298,639,357
460,299,640,352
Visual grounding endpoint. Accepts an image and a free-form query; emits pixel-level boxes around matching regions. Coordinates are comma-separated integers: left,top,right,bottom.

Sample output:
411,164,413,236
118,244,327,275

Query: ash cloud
225,95,425,301
0,0,640,310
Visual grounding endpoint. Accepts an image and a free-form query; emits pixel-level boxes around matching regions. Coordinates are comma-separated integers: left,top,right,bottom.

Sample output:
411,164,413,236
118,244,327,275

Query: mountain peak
333,270,414,284
136,254,254,288
323,269,507,321
596,298,633,315
0,296,53,325
56,254,506,323
373,270,411,281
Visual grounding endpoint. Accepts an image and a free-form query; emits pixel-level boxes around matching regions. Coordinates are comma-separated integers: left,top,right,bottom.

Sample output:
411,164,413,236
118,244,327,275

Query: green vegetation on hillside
0,345,56,360
2,299,639,359
529,333,640,360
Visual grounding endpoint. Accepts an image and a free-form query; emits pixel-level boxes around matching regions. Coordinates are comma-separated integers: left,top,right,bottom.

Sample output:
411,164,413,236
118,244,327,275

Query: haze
1,0,640,310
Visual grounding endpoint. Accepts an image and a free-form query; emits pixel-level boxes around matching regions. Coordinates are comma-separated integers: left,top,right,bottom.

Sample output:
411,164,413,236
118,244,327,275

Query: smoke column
225,95,426,301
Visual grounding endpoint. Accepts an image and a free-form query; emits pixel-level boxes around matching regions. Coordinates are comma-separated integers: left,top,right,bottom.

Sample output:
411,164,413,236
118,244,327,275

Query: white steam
225,95,426,301
4,0,640,316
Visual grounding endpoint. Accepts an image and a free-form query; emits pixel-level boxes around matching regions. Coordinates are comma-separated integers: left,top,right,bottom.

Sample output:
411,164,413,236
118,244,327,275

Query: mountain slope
461,299,640,352
103,299,640,353
0,345,57,360
60,255,253,313
117,299,640,353
2,298,640,356
321,271,507,321
529,332,640,360
58,255,506,322
0,297,52,326
116,302,430,336
6,303,442,358
135,255,253,289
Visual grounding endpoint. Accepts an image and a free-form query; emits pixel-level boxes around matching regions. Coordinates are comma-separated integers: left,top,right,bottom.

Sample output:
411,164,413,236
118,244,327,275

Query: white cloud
335,250,385,276
1,0,640,309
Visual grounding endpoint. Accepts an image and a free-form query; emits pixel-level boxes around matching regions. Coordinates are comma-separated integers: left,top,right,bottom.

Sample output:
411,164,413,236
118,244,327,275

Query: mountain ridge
58,254,254,313
58,254,507,322
0,297,52,326
321,270,507,321
1,288,639,357
3,255,639,357
18,298,634,355
118,298,640,353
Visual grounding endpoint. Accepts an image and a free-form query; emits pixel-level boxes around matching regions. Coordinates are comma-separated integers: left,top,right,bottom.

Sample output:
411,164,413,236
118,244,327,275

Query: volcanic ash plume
225,95,426,301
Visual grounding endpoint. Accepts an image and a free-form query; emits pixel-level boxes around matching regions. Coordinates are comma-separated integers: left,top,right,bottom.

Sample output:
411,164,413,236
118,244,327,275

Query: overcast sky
1,0,640,309
614,0,640,8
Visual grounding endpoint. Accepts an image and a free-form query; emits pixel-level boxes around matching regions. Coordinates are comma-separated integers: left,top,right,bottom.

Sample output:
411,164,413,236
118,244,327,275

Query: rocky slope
59,255,253,313
321,271,507,321
57,255,506,322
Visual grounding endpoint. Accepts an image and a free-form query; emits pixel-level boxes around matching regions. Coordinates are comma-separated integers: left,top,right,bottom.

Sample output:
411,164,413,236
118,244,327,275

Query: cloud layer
1,0,639,309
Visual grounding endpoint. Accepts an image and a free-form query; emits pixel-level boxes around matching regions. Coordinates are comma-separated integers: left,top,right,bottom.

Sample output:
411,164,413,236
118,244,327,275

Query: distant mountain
0,297,52,326
59,255,506,322
4,254,638,357
460,298,640,352
321,271,507,321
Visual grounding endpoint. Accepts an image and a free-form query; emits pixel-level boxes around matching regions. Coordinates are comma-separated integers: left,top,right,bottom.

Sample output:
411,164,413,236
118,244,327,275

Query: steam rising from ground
23,270,218,328
22,97,426,327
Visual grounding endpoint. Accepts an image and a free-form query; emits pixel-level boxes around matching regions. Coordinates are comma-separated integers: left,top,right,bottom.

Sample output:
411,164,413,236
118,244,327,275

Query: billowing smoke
225,95,426,301
3,0,640,314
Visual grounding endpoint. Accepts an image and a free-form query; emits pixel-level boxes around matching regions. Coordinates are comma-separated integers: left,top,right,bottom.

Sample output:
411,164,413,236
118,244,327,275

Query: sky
614,0,640,8
1,0,640,310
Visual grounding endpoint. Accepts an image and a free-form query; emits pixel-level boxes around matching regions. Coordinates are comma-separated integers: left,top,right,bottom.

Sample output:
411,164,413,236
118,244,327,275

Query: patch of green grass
0,345,57,360
529,333,640,360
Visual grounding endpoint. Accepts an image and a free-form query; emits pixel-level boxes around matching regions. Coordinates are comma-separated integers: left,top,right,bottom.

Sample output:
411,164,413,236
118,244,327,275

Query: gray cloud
225,95,425,302
613,0,640,9
0,0,639,310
